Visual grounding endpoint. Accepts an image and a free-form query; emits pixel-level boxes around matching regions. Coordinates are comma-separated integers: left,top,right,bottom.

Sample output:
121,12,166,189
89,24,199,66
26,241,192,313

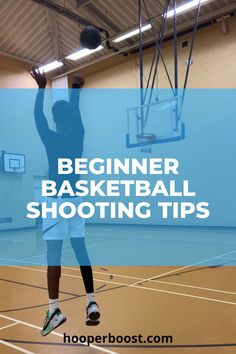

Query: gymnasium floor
0,225,236,354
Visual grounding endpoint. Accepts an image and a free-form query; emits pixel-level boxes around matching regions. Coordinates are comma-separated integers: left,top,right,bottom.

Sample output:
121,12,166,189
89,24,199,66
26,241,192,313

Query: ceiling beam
32,0,120,33
31,0,91,26
76,0,91,7
46,8,62,59
0,50,37,65
86,3,121,32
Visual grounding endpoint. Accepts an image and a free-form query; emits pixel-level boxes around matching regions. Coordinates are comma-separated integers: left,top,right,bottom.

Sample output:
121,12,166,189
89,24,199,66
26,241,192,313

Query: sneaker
41,308,66,336
86,301,100,326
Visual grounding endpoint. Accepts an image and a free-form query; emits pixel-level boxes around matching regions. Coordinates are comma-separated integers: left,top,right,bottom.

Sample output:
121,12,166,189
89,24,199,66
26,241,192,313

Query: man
31,67,100,336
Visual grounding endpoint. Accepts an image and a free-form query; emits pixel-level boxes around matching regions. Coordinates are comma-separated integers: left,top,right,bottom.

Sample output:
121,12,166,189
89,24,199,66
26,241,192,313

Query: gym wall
0,55,48,230
0,55,36,88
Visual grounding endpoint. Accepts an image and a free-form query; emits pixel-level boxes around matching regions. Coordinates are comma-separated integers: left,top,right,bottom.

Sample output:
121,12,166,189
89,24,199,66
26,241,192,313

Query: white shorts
42,196,85,241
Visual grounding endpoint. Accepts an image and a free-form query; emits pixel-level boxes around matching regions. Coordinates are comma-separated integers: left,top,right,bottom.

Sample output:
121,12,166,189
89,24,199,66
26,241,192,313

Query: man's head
52,100,73,133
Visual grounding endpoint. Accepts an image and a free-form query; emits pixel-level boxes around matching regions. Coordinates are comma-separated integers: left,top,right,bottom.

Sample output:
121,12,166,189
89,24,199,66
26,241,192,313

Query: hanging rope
143,0,173,102
173,0,178,93
182,0,202,103
143,0,172,126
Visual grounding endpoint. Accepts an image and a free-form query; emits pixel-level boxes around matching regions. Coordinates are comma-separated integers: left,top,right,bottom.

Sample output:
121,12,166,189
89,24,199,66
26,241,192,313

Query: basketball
80,25,102,50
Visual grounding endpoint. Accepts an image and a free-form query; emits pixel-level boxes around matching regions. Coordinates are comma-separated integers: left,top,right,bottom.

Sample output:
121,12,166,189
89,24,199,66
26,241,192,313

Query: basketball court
0,225,236,353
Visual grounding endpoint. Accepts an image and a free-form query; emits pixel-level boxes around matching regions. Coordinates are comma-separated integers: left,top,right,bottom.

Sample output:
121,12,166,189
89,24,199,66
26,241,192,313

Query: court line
134,286,236,306
0,236,132,264
2,236,236,265
0,339,35,354
3,246,236,271
0,276,80,297
0,322,19,331
0,314,118,354
9,236,133,261
59,271,236,306
63,267,236,296
129,249,236,286
9,266,236,306
149,280,236,296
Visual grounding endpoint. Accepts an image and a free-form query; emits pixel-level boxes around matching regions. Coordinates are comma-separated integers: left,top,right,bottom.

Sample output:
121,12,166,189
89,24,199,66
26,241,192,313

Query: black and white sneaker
86,301,100,326
41,308,66,336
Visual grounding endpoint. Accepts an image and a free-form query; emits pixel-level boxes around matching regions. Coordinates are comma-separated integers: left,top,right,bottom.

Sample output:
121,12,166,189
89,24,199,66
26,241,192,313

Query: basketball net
137,133,156,153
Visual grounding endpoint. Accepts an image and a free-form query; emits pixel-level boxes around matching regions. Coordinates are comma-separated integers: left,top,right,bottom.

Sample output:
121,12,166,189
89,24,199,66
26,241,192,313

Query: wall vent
182,40,189,48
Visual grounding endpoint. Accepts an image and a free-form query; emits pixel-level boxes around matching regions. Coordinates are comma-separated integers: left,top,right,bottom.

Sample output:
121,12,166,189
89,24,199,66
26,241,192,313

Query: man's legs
41,240,66,336
47,240,63,313
70,237,100,324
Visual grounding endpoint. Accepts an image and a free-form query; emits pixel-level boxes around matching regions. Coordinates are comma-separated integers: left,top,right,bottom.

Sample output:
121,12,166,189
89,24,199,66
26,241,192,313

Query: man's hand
31,66,47,88
73,75,85,88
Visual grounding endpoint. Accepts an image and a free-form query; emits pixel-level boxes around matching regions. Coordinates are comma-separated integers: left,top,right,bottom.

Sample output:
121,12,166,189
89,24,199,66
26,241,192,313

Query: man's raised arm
30,66,50,143
69,75,85,135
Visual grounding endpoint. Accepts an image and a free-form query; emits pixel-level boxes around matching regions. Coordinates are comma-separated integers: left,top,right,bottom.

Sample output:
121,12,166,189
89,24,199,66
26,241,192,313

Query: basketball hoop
136,133,156,153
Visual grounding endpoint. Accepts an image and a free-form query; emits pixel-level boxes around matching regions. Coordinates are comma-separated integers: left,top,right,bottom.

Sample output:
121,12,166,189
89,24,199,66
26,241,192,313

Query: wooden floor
0,264,236,354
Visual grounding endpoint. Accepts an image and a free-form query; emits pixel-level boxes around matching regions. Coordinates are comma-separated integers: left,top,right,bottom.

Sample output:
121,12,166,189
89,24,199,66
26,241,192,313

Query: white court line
0,256,38,265
129,249,236,286
60,248,236,288
62,267,236,296
9,265,236,307
0,237,132,264
124,284,236,306
0,339,35,354
0,322,19,331
59,270,236,306
149,280,236,296
0,314,118,354
5,254,234,298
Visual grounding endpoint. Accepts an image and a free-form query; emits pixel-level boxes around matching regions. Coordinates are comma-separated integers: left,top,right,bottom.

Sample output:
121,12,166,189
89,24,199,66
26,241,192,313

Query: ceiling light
66,45,104,60
166,0,208,18
113,24,152,43
39,60,63,73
